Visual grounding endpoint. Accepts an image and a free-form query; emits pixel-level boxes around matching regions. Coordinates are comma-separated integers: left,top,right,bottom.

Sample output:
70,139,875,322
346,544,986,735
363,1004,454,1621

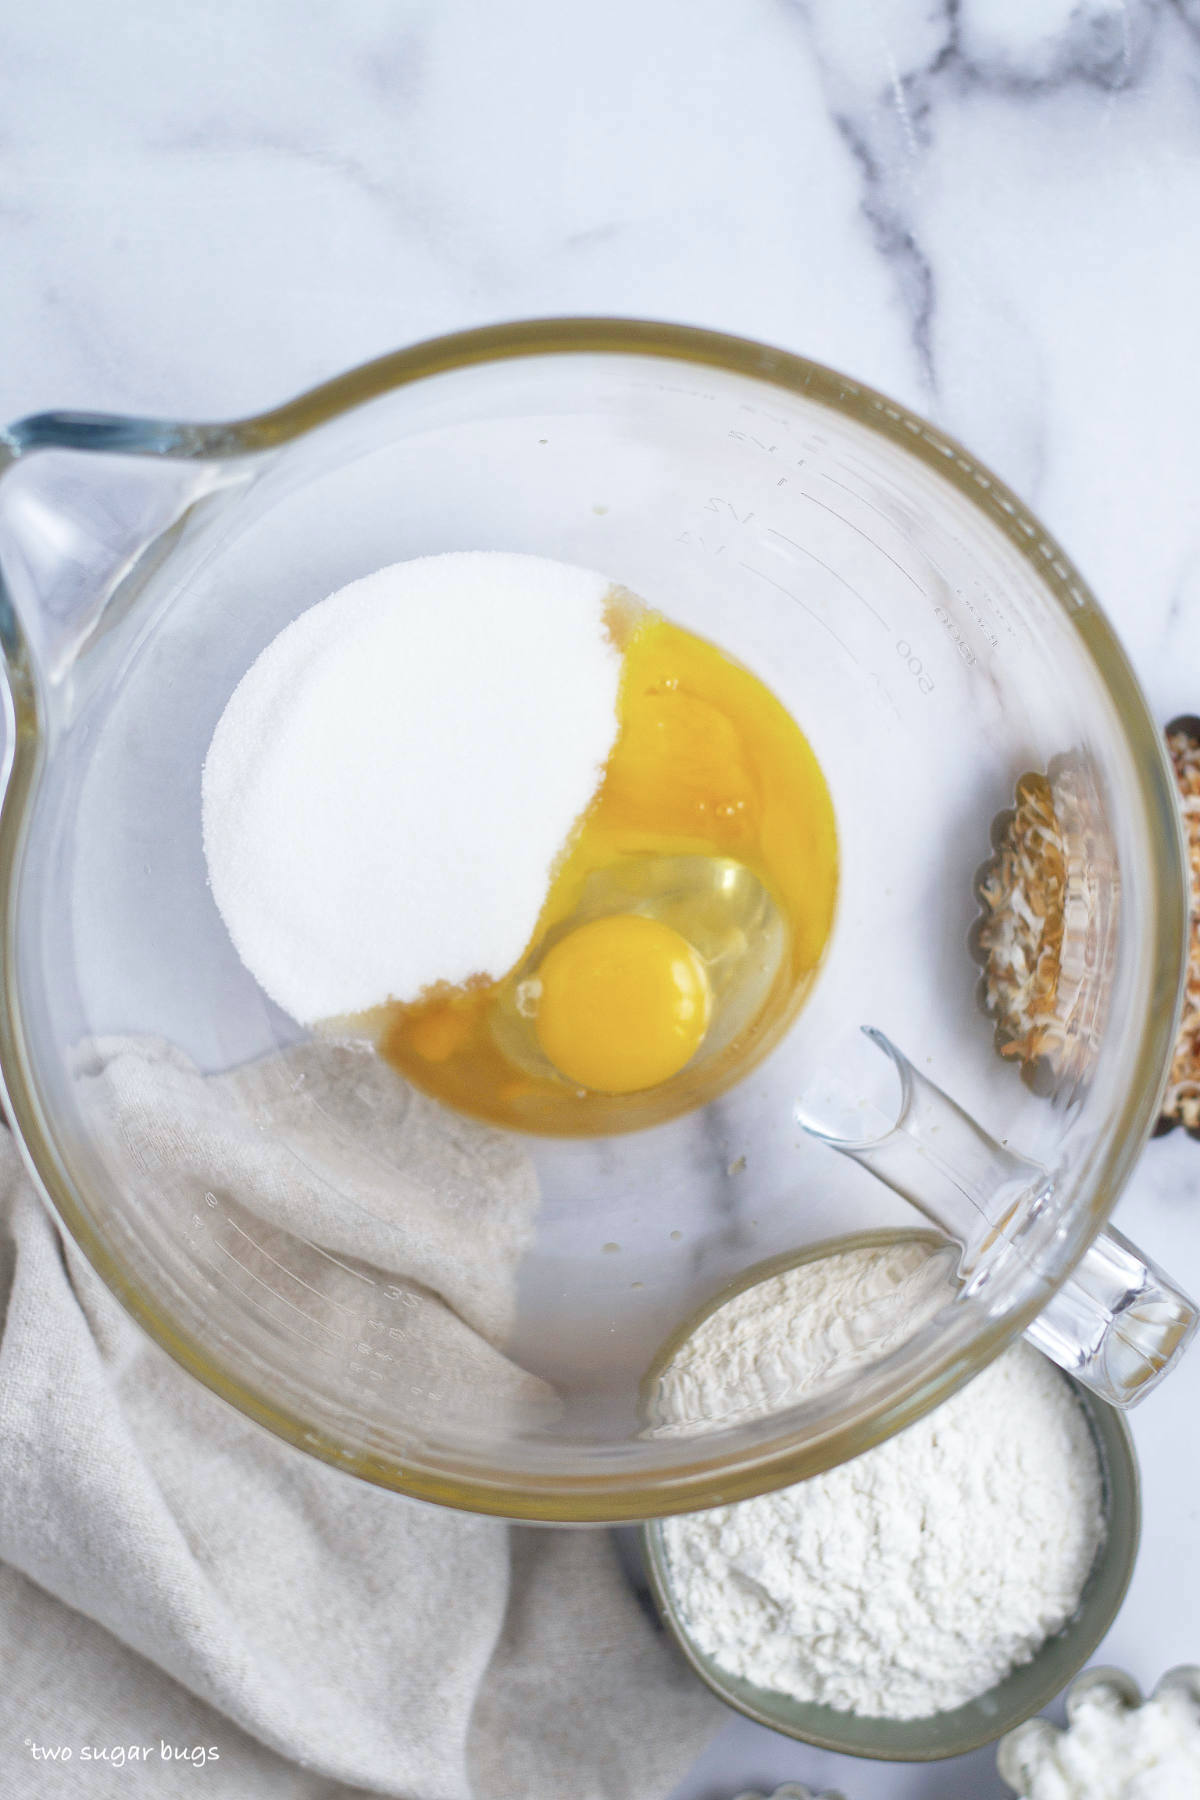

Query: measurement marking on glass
738,562,856,660
196,1253,340,1358
794,487,925,594
895,639,935,694
765,527,888,627
223,1213,355,1315
824,463,1003,649
297,1237,377,1285
821,469,980,612
819,468,912,537
213,1239,348,1340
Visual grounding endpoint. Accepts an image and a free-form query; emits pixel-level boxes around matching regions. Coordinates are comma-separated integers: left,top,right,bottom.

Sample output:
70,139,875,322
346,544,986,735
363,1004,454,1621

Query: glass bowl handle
798,1028,1197,1408
0,410,267,700
1022,1225,1196,1405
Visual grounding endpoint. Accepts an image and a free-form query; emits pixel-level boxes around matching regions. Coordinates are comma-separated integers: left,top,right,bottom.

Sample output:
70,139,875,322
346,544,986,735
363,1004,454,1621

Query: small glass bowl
997,1663,1200,1794
641,1373,1140,1762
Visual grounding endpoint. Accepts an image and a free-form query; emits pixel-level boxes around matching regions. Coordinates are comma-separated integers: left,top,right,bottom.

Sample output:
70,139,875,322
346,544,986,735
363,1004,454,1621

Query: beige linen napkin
0,1040,719,1798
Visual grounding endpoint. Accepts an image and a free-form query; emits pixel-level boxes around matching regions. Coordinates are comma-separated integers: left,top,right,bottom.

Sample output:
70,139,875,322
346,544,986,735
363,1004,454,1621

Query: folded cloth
71,1035,562,1442
0,1043,720,1799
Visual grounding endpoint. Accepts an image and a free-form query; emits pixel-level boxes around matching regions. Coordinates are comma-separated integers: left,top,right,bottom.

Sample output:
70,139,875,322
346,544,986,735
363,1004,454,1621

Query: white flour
1003,1678,1200,1799
657,1241,1105,1720
202,552,621,1023
649,1236,956,1435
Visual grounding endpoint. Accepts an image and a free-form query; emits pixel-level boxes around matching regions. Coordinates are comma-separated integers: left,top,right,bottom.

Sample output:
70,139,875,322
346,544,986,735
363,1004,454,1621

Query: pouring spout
0,412,255,695
798,1027,1197,1408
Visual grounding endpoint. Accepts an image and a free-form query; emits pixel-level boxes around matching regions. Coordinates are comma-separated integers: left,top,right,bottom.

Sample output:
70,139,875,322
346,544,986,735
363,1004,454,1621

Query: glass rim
0,316,1185,1521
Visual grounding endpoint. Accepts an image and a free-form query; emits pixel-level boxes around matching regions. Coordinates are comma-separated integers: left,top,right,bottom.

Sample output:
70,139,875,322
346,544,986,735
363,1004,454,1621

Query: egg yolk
533,915,712,1093
371,605,838,1135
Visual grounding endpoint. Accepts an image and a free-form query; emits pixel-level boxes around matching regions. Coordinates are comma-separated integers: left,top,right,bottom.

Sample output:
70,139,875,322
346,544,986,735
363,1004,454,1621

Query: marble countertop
4,1,1200,1795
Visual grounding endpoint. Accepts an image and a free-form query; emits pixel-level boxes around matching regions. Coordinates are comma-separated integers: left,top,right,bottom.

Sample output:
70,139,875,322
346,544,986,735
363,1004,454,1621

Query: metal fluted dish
642,1375,1140,1761
1154,716,1200,1139
997,1664,1200,1794
983,714,1200,1139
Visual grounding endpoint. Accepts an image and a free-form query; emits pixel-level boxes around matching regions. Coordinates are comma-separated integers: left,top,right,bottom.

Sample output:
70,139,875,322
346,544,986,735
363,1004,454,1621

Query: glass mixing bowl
0,320,1192,1520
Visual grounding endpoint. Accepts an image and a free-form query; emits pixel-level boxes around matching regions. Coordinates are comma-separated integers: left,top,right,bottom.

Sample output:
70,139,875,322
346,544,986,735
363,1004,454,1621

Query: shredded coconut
202,552,622,1023
972,762,1109,1091
1001,1675,1200,1799
657,1243,1105,1720
1160,724,1200,1134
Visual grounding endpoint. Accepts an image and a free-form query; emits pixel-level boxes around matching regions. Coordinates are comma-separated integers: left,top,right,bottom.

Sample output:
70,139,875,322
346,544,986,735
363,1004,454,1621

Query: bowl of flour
640,1233,1140,1760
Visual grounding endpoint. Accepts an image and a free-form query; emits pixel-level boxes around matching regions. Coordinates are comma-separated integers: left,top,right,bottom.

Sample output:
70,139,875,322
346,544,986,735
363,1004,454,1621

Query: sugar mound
202,552,622,1023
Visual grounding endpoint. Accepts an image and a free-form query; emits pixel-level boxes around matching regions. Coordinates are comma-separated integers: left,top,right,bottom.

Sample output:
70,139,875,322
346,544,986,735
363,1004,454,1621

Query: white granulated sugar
658,1243,1105,1720
202,552,622,1023
1008,1681,1200,1799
